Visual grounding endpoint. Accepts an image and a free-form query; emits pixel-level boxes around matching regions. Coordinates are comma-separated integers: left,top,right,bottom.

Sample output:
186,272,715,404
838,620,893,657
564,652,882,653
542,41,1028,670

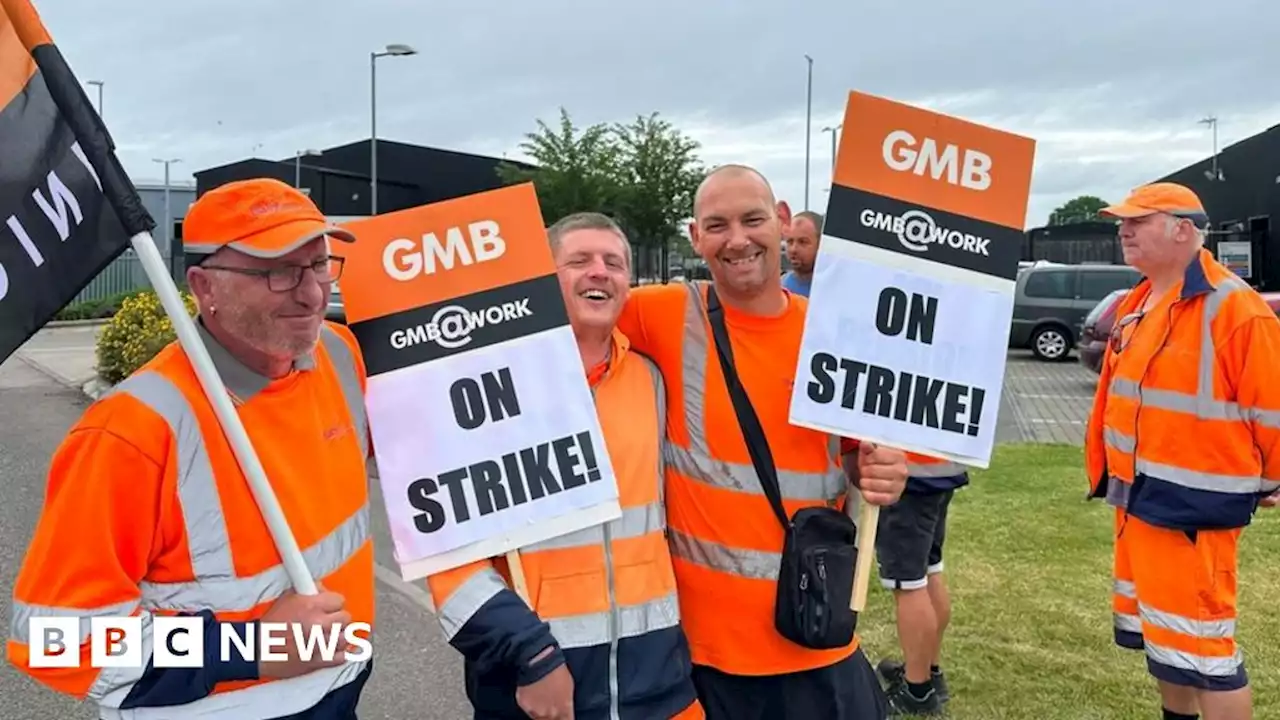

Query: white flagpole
129,229,317,596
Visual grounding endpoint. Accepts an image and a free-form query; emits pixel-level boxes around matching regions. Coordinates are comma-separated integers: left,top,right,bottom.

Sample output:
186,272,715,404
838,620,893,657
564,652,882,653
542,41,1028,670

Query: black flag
0,0,154,364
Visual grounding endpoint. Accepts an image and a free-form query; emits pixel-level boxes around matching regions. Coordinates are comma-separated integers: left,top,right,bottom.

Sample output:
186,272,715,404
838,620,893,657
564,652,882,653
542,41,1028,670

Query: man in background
782,210,823,296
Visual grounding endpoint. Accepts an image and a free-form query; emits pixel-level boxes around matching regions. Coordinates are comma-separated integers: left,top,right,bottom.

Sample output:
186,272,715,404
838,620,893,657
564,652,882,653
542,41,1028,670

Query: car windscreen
1085,289,1125,325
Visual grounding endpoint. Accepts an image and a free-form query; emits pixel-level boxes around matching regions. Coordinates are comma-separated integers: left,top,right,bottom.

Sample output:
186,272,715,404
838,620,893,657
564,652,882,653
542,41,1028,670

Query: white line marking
375,562,436,613
1027,418,1084,425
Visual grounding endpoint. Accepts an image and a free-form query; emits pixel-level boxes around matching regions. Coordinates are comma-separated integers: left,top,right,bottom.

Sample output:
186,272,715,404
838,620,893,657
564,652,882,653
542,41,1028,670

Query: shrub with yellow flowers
95,289,198,385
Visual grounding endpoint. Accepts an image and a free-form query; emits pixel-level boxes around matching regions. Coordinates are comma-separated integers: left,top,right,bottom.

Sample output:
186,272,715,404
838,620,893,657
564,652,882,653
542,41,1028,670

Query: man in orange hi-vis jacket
616,164,907,720
426,212,703,720
1084,182,1280,720
7,178,375,719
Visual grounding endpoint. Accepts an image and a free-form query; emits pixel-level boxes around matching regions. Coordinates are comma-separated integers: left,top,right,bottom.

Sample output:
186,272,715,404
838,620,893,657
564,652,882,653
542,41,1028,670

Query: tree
611,112,706,279
496,107,624,225
1049,195,1109,225
497,108,707,281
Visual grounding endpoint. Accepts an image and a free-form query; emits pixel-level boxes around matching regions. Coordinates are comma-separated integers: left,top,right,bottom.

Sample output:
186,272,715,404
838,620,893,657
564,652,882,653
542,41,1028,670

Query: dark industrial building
1021,122,1280,289
1157,122,1279,290
192,138,534,218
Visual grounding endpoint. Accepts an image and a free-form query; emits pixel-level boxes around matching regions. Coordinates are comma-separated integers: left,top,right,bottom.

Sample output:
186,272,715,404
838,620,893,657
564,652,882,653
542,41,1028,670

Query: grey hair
1164,214,1206,246
547,211,632,259
792,210,824,235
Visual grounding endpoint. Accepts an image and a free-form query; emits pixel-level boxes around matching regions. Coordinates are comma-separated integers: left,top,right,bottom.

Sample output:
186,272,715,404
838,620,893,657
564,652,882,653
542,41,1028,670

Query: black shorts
875,489,955,590
691,647,888,720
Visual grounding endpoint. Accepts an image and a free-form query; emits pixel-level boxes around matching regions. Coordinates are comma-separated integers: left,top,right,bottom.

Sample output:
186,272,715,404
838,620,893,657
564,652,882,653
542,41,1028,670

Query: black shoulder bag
703,283,859,649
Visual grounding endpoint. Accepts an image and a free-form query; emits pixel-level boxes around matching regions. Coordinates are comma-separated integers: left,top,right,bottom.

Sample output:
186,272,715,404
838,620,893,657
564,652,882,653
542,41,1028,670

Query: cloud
32,0,1277,230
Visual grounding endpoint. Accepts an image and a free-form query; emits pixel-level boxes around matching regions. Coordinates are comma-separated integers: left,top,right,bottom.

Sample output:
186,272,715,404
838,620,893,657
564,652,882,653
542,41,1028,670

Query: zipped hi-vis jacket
426,329,703,720
6,320,375,719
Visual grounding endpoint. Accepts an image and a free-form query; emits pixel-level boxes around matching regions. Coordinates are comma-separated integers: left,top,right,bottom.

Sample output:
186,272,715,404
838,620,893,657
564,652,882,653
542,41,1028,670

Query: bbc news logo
28,616,373,668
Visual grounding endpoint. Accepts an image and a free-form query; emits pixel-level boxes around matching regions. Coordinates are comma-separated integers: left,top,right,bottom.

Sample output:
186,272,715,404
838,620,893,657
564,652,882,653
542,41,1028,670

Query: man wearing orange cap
1083,182,1280,720
7,178,377,719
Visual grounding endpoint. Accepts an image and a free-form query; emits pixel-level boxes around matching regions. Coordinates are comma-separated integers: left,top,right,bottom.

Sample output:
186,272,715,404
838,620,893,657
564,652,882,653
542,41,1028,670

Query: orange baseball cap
1100,182,1209,227
182,178,356,261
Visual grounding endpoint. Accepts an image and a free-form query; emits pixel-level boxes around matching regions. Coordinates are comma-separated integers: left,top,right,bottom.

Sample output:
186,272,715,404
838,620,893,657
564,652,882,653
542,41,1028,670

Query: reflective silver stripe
1110,379,1280,426
673,282,844,501
437,567,508,641
1114,579,1137,599
96,660,369,719
8,598,141,645
906,460,966,478
527,502,664,553
319,325,369,459
110,372,235,581
1145,641,1243,678
1114,612,1142,634
1104,427,1135,454
139,502,370,613
89,613,153,704
636,352,667,512
668,528,779,581
1134,459,1279,494
1140,603,1235,640
666,444,843,500
547,592,680,649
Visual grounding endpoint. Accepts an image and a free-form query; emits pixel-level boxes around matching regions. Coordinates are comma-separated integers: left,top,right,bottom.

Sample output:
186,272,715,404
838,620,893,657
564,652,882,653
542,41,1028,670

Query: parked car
1079,289,1280,375
1010,264,1143,361
1077,288,1128,373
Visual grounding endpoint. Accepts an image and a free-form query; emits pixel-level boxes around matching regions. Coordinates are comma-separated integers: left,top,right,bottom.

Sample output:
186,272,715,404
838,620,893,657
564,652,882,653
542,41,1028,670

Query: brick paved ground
998,350,1099,446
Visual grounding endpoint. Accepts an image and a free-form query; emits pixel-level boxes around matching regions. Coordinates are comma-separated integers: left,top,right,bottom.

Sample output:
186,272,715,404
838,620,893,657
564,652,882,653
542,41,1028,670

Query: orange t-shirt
616,282,856,675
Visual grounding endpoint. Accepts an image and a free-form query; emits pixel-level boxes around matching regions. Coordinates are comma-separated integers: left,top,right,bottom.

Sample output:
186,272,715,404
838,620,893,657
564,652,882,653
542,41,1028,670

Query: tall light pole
87,80,103,117
804,54,813,211
153,158,181,276
294,148,321,189
822,124,842,174
370,43,418,215
1199,116,1223,181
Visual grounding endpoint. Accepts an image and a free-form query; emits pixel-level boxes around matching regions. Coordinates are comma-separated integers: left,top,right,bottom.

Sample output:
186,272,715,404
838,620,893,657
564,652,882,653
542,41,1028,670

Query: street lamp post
804,54,813,211
152,158,181,276
87,80,103,117
370,43,418,215
822,124,842,173
294,148,321,189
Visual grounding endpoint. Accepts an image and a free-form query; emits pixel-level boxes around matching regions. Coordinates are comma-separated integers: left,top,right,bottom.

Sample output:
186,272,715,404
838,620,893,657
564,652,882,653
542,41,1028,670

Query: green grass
856,443,1280,719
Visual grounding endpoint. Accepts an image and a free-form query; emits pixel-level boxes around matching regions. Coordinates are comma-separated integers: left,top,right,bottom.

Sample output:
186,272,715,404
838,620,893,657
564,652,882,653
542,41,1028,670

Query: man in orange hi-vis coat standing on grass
1084,182,1280,720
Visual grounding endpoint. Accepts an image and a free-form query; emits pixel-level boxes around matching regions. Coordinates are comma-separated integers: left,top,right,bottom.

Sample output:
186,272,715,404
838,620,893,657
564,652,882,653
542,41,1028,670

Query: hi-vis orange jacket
6,320,375,719
904,452,969,494
426,330,702,720
616,282,855,677
1085,248,1280,530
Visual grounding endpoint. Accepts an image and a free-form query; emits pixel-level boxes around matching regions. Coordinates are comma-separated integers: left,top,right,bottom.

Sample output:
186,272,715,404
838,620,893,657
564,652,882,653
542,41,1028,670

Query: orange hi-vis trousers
1112,509,1246,691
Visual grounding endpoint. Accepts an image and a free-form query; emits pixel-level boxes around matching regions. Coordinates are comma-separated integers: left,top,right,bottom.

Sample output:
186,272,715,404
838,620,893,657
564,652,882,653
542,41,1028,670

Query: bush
95,290,198,385
55,290,146,321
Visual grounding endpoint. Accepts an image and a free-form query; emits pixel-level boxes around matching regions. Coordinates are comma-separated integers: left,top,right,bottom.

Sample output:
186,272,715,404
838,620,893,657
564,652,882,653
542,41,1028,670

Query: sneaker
876,658,950,703
884,679,944,717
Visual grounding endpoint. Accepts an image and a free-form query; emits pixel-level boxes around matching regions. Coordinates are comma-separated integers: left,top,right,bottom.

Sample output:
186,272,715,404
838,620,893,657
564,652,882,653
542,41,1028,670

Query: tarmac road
0,345,472,720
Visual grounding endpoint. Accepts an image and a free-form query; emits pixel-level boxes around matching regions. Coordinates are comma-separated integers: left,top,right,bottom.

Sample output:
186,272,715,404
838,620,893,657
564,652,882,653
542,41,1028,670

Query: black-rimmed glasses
200,256,344,293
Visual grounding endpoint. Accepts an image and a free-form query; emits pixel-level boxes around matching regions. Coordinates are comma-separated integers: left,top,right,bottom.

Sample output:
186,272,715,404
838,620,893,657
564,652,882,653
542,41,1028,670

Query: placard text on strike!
407,366,606,533
26,616,372,668
881,130,992,192
382,219,507,280
806,287,988,437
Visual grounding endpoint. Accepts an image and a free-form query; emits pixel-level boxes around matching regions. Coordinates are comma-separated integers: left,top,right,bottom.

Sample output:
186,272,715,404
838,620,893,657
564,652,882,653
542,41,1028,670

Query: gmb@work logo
390,298,533,351
859,208,991,257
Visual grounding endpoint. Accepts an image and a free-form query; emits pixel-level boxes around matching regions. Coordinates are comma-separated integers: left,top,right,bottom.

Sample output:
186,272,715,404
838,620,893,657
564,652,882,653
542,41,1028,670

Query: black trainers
876,658,950,703
884,679,944,717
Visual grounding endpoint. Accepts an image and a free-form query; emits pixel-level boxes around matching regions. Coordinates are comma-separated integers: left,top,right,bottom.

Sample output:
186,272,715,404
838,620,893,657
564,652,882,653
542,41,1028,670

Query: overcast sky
36,0,1277,230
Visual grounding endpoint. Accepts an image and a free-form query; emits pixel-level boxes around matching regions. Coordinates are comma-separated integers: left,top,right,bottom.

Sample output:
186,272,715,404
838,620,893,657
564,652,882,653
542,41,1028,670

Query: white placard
791,240,1013,467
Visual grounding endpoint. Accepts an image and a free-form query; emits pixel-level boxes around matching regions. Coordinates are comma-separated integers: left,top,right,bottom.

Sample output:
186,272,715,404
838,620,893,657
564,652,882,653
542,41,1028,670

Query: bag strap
703,283,792,530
